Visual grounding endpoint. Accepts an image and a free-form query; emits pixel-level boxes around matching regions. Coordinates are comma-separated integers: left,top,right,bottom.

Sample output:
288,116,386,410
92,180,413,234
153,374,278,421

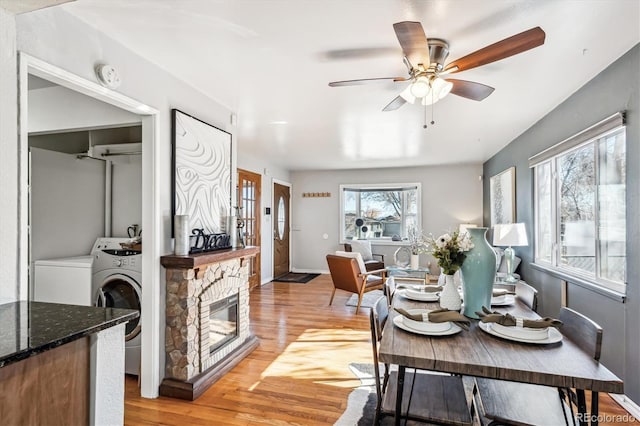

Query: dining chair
370,295,473,426
326,254,385,314
475,307,603,426
383,276,397,308
515,281,538,312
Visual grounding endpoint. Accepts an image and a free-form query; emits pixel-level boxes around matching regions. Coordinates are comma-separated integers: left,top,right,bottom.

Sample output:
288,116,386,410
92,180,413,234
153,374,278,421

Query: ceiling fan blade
382,96,407,112
321,47,401,61
328,77,407,87
393,21,430,68
447,79,495,101
444,27,545,73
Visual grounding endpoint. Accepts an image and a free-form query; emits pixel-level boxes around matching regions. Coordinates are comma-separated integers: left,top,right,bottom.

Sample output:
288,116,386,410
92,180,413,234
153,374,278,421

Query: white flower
442,233,452,243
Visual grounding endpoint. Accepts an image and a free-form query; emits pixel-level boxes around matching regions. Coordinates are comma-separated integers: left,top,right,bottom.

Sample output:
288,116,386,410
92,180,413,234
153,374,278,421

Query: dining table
378,292,624,426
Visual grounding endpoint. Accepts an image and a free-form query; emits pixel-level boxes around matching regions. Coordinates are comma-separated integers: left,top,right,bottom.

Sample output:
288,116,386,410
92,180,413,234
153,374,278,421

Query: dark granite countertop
0,301,139,368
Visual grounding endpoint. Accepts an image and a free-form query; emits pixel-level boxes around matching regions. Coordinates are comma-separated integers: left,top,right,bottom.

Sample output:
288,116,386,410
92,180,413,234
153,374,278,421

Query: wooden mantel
160,246,259,269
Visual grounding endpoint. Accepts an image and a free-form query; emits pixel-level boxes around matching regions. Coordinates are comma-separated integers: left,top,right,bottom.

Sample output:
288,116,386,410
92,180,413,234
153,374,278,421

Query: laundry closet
28,76,143,375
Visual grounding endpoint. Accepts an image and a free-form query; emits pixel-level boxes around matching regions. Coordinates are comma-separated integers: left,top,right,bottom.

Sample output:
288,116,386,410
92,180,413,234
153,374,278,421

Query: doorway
237,168,261,289
273,181,290,279
19,53,160,398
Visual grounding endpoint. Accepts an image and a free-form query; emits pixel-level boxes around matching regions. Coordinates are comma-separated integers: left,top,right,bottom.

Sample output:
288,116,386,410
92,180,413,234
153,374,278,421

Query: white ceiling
60,0,640,170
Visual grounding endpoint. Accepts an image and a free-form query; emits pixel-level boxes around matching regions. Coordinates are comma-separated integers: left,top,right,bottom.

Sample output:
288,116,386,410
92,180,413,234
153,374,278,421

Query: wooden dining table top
378,296,624,393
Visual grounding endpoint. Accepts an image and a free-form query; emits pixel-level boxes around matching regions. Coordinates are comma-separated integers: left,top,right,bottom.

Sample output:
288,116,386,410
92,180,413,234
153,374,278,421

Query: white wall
290,164,483,272
13,6,259,393
30,147,105,261
236,152,290,284
111,159,142,237
0,7,19,303
29,85,140,134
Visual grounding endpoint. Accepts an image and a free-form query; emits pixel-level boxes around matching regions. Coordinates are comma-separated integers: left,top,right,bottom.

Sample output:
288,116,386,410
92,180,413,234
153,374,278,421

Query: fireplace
199,291,240,371
207,294,238,354
161,247,260,400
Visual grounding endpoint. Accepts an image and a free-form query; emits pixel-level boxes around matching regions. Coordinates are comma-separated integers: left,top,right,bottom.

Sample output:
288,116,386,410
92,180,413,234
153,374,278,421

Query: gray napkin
398,285,442,293
492,289,515,297
475,306,562,329
395,307,469,331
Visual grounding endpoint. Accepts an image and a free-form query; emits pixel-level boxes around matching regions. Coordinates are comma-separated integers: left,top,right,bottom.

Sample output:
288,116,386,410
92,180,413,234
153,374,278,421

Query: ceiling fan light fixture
400,85,417,104
409,76,430,98
432,77,453,99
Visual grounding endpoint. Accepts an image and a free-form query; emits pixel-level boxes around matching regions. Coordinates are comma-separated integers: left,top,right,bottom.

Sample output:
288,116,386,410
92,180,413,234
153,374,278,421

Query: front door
238,169,261,289
273,182,290,279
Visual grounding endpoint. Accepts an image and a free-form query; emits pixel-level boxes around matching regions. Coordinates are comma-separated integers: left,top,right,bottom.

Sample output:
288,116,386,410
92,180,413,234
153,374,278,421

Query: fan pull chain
431,90,436,125
423,102,427,129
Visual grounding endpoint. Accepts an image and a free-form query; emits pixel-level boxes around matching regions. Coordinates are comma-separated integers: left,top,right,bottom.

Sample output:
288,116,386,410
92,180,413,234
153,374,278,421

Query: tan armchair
343,243,385,272
326,254,386,314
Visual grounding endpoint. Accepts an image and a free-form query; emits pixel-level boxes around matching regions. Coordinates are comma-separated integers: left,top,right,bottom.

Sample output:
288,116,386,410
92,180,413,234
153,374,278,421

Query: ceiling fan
328,22,546,112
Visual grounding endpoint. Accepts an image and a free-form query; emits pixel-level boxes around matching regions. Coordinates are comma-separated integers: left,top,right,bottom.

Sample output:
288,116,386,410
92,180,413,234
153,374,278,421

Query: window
532,113,626,293
340,184,420,242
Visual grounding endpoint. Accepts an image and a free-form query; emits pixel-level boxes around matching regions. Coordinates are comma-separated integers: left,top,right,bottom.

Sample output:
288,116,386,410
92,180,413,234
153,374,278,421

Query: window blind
528,111,625,168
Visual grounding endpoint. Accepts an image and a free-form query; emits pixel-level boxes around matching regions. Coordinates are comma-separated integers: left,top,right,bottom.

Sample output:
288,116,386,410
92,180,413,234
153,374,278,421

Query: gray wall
30,147,105,260
483,44,639,403
291,163,483,272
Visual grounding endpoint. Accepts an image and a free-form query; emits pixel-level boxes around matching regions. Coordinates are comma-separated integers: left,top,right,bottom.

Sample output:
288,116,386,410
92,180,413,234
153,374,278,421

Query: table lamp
492,223,528,283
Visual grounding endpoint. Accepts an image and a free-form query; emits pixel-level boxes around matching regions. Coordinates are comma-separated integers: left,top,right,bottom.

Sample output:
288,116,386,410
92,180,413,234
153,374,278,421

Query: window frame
339,183,422,244
532,119,626,294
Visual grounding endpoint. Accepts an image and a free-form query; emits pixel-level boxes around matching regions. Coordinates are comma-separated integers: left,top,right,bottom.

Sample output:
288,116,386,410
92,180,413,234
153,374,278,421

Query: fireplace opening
208,293,239,354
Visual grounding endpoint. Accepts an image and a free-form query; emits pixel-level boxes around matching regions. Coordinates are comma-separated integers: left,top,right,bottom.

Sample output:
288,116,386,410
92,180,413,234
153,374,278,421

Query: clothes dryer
91,238,142,375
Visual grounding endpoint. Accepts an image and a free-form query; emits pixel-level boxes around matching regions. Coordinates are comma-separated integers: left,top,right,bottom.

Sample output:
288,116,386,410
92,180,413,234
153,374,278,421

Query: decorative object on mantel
302,192,331,198
172,109,232,238
493,223,528,283
426,230,474,311
490,167,516,226
459,227,497,319
189,229,231,254
174,215,190,255
234,205,245,248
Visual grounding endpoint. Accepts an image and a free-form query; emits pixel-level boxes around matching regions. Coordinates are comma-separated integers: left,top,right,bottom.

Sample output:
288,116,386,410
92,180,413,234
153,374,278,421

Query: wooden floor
125,274,638,425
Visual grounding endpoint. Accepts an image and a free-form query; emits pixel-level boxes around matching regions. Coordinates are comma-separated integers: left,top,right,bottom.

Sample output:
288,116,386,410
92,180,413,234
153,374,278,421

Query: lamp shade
493,223,528,247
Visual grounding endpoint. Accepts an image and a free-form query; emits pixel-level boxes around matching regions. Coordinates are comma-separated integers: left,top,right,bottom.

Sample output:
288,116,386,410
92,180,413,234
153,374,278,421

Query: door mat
272,272,320,284
345,290,384,308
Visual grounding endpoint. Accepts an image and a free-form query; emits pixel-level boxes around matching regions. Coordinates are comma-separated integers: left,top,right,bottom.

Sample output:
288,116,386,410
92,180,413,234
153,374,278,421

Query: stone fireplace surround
160,247,259,400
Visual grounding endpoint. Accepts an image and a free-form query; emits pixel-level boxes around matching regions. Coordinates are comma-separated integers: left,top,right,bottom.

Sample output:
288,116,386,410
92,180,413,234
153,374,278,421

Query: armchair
326,253,385,314
344,241,385,272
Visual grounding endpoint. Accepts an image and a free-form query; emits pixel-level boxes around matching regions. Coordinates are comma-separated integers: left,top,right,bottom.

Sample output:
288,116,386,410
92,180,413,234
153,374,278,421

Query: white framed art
490,167,515,226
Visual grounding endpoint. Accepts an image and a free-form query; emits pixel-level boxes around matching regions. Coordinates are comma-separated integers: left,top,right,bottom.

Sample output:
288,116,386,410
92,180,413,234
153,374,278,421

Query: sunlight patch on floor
257,328,371,388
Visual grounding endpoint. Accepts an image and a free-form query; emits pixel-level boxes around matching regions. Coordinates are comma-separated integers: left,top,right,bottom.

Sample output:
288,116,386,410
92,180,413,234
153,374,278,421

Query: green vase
460,227,497,319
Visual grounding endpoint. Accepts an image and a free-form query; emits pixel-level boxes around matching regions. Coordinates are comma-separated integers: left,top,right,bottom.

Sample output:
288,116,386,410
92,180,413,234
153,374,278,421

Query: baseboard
291,268,328,274
610,393,640,419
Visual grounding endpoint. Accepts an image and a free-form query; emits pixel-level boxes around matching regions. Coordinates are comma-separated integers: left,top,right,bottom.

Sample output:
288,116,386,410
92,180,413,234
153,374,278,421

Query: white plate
397,288,440,302
491,323,549,340
393,313,462,336
491,295,515,306
478,322,563,344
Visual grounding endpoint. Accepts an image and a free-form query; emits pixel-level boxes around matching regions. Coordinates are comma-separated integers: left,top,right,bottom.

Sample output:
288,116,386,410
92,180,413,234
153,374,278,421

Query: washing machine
91,238,142,375
33,255,94,306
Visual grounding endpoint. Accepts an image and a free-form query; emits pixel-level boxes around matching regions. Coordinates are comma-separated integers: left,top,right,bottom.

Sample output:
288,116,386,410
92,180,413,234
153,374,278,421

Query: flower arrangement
427,230,474,275
407,227,428,255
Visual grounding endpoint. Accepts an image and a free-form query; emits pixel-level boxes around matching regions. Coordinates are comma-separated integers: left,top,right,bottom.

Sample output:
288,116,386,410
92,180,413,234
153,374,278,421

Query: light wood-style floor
124,274,638,425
